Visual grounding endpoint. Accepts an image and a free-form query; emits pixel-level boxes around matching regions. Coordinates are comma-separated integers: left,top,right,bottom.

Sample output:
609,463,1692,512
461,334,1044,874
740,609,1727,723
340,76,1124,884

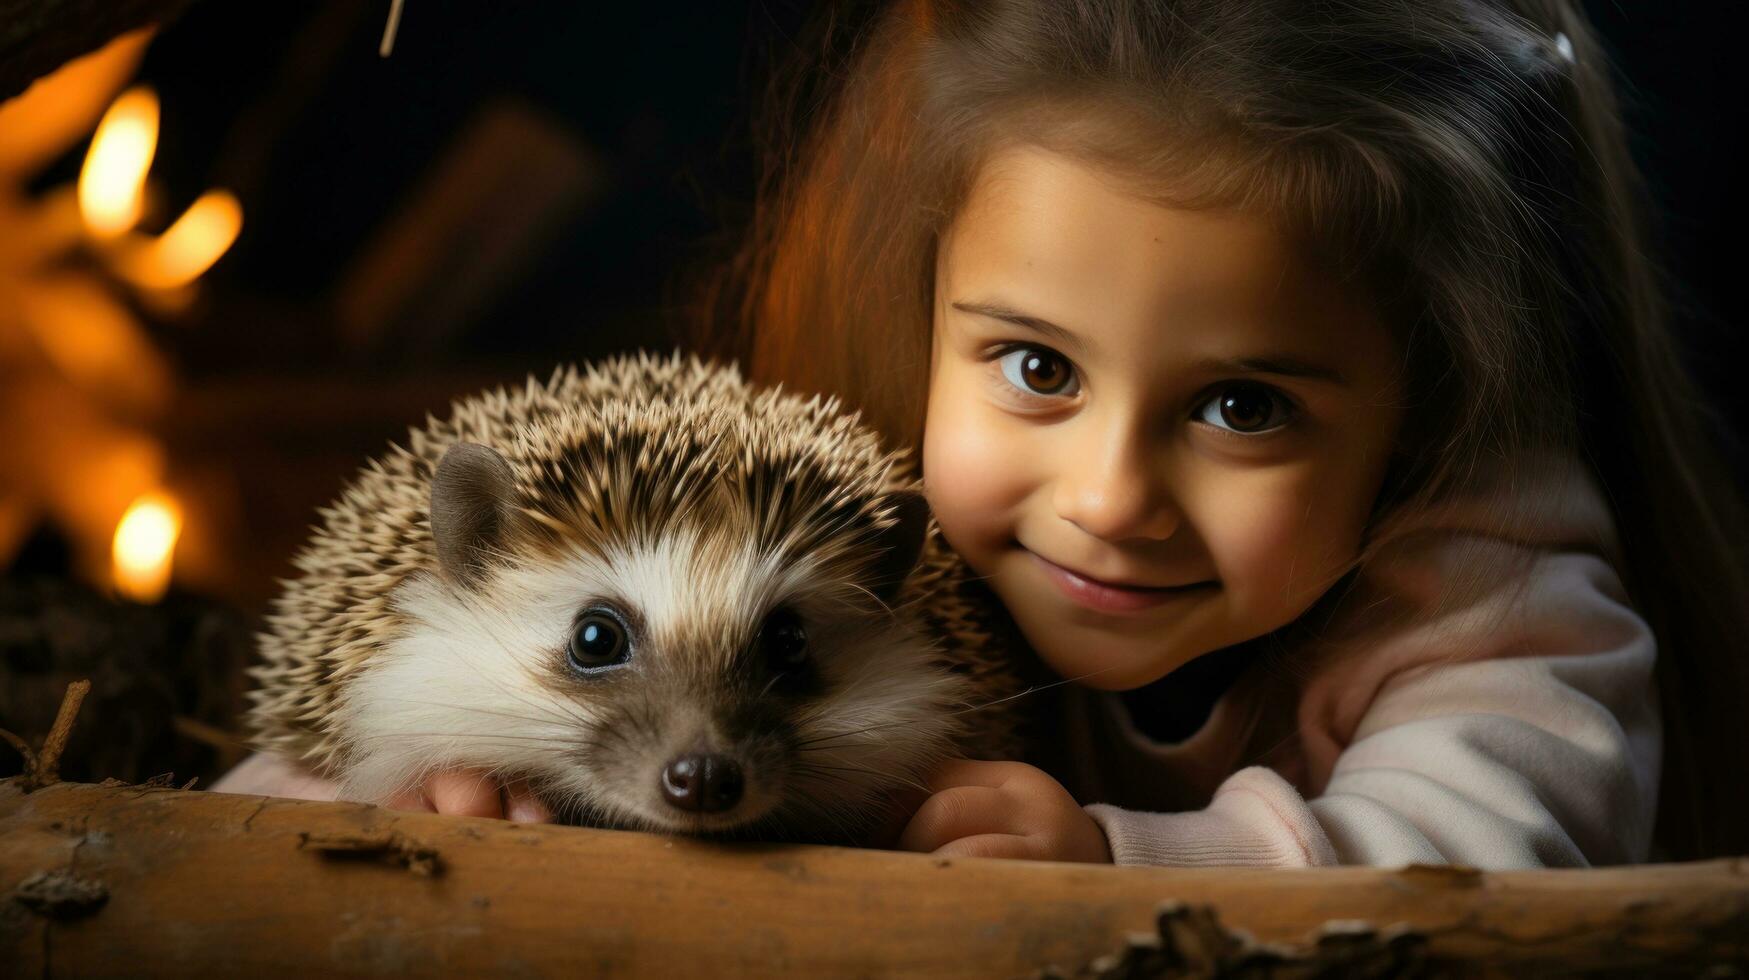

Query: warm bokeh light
77,86,158,237
14,272,175,414
0,28,153,179
112,491,180,603
127,190,243,289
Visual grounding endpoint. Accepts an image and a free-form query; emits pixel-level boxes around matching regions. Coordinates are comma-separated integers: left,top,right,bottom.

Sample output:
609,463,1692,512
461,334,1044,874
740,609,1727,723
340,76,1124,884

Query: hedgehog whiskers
777,768,890,842
792,759,931,797
376,697,582,728
353,731,607,750
454,605,602,734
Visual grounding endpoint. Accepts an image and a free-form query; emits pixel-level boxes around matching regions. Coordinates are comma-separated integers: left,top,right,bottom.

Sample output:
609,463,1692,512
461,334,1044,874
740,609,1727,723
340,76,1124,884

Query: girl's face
924,146,1403,691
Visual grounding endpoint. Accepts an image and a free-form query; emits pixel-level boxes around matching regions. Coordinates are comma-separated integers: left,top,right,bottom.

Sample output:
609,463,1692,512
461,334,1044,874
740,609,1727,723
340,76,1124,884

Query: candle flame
113,491,180,603
127,190,243,289
78,86,159,237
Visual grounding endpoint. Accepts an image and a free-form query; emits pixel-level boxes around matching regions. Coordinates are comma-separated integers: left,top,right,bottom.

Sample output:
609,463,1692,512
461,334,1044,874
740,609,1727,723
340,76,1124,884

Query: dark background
8,0,1747,609
113,2,1749,385
1585,4,1747,460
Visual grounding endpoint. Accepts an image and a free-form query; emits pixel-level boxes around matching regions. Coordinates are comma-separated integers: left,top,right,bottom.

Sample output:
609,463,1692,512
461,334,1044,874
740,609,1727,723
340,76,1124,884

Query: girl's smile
923,145,1405,691
1025,546,1217,616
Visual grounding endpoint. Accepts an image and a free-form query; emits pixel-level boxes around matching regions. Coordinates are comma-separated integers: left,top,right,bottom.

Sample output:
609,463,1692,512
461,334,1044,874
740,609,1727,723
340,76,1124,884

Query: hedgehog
245,353,1031,842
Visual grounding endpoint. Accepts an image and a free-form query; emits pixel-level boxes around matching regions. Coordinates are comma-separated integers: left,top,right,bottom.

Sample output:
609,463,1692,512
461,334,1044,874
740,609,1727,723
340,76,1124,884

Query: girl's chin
1017,623,1210,691
1036,650,1182,692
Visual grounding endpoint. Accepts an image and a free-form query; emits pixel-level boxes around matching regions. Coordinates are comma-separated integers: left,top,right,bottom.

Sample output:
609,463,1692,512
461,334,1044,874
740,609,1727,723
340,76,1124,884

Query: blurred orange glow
15,272,175,414
78,86,158,237
127,190,243,289
0,29,153,179
113,491,180,603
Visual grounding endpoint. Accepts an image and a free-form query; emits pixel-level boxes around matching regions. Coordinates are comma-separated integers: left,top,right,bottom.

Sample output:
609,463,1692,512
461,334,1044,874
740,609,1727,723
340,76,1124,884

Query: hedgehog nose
661,754,744,813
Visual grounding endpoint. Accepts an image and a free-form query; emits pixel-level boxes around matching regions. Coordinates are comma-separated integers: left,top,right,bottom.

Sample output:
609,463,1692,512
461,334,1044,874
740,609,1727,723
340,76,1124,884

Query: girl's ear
869,490,931,605
430,443,516,588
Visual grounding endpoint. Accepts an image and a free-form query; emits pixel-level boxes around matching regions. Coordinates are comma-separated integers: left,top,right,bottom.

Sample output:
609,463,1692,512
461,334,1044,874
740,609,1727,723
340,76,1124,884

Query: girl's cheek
922,394,1030,557
1195,465,1367,617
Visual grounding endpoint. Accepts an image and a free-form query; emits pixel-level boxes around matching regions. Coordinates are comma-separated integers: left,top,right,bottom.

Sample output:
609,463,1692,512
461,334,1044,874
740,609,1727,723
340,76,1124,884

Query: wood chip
298,830,444,877
12,869,109,920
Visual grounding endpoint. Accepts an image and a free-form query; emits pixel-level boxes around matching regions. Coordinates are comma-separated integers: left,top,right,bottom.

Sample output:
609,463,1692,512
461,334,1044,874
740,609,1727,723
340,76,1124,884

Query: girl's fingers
896,784,1014,852
933,832,1037,861
427,769,505,818
925,759,1030,793
503,780,553,824
383,783,435,812
382,770,547,823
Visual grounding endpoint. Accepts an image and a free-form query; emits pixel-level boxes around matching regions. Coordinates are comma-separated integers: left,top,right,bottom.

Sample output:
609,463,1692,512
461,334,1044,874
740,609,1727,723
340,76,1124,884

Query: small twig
379,0,405,57
26,680,92,789
171,715,245,751
0,727,36,773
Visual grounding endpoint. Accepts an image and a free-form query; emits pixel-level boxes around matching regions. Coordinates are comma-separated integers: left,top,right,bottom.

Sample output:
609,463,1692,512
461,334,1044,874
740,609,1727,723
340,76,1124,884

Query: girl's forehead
955,146,1293,298
940,144,1392,374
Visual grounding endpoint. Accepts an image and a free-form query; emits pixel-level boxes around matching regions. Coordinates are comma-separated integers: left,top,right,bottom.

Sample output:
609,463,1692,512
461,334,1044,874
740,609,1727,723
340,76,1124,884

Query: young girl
220,0,1749,866
702,0,1749,866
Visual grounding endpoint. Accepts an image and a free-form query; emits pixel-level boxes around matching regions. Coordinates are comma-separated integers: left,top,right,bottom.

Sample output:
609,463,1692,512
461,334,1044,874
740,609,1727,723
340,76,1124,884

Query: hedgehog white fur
246,353,1029,841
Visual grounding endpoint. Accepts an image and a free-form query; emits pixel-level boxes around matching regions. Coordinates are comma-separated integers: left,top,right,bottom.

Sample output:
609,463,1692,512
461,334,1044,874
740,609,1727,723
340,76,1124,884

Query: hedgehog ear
431,442,517,589
868,490,931,605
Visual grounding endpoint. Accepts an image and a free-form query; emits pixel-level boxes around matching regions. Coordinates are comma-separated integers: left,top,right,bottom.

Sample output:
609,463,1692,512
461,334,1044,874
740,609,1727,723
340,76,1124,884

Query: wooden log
0,0,196,103
2,780,1746,977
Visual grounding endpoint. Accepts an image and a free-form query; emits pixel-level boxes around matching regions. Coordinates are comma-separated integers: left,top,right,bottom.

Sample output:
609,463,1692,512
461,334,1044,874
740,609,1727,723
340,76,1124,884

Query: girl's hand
384,768,553,823
897,760,1110,863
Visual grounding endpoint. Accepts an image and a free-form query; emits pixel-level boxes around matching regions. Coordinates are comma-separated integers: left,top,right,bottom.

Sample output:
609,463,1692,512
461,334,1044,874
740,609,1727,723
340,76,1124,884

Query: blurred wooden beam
161,368,508,608
0,0,196,103
3,780,1747,976
333,99,602,359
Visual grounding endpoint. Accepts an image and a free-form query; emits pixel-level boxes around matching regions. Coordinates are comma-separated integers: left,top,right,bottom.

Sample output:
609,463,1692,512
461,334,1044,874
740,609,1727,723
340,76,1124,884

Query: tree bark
3,780,1746,977
0,0,197,103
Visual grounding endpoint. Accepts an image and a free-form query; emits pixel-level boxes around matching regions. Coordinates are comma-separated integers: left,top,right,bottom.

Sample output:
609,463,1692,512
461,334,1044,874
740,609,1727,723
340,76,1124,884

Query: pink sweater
1060,455,1661,868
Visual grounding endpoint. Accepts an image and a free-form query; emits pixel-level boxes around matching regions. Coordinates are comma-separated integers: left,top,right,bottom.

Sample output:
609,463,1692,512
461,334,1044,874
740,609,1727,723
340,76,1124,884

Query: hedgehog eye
568,609,630,673
756,607,808,672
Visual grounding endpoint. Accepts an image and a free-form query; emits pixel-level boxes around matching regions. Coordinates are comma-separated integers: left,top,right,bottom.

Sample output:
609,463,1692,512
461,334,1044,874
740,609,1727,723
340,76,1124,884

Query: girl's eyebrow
1198,356,1348,385
950,300,1085,352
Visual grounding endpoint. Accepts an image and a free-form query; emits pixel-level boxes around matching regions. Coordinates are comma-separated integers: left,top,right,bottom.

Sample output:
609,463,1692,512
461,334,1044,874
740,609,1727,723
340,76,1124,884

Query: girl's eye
1196,383,1294,434
997,346,1078,397
756,606,809,672
568,609,631,672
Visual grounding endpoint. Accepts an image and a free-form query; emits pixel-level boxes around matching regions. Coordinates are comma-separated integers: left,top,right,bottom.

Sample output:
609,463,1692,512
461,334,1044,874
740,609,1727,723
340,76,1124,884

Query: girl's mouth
1026,550,1215,614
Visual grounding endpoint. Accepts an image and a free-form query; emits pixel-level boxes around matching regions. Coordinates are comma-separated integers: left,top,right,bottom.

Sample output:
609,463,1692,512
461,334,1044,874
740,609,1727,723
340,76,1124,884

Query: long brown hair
698,0,1749,859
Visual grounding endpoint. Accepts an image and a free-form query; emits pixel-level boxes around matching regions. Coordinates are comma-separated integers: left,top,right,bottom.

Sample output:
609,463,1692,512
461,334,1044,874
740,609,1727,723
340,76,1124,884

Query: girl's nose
1052,429,1181,543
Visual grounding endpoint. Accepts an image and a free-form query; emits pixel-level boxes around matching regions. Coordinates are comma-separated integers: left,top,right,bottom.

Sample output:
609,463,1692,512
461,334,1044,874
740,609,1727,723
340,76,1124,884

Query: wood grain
3,780,1746,977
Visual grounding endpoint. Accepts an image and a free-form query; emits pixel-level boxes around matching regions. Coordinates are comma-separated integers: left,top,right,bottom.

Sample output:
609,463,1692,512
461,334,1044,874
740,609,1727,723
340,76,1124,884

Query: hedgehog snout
660,752,745,813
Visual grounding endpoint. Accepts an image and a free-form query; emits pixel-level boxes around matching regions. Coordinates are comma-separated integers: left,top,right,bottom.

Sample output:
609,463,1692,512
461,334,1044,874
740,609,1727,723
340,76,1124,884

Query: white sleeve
1087,551,1661,869
1086,766,1340,867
